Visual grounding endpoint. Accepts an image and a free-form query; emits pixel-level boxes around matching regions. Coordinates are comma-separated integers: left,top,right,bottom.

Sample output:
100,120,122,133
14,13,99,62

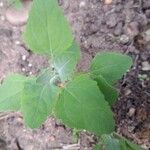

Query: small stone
28,63,32,67
104,0,112,5
79,1,86,8
125,89,132,96
0,15,5,21
6,0,32,26
15,40,21,45
49,135,55,141
114,22,123,36
106,14,117,28
0,2,4,7
22,68,26,72
126,22,139,37
142,61,150,71
120,34,130,44
128,125,135,132
29,71,33,75
144,29,150,42
22,55,26,61
128,108,135,117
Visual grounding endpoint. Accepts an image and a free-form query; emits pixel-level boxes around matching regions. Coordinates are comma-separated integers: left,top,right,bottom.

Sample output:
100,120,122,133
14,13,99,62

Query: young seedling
0,0,143,149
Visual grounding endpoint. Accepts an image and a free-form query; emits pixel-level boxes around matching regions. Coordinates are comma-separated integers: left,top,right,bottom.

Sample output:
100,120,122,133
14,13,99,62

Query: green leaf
23,0,73,56
9,0,22,9
92,75,118,106
0,74,29,112
119,137,143,150
102,135,121,150
21,73,60,128
53,42,81,82
93,134,143,150
93,144,102,150
90,52,133,85
55,74,115,135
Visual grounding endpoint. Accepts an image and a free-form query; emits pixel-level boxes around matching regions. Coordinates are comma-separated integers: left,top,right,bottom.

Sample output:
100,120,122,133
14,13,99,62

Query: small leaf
102,135,121,150
23,0,73,56
92,75,118,106
90,52,133,85
55,74,115,135
94,134,143,150
53,42,81,82
0,74,30,112
21,73,60,128
119,137,143,150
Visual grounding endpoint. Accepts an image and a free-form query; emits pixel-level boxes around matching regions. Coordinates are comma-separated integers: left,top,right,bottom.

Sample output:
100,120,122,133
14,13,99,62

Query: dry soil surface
0,0,150,150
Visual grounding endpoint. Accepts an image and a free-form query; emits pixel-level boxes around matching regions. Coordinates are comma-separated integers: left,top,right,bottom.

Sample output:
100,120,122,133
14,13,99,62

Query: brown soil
0,0,150,149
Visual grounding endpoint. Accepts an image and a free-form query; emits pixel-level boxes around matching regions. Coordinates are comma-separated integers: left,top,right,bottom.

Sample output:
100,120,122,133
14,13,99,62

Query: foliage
0,0,143,149
9,0,22,9
94,134,143,150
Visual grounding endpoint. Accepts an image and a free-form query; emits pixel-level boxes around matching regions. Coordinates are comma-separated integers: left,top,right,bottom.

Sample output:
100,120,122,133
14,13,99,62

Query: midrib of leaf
44,1,53,58
62,91,86,128
30,1,54,58
64,87,80,103
56,58,72,74
30,84,48,125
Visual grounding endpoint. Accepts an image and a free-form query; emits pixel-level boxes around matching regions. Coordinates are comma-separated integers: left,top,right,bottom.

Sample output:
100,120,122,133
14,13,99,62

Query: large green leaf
23,0,73,56
90,52,133,85
55,74,115,135
93,134,143,150
21,72,61,128
53,42,81,82
92,74,118,106
0,74,29,112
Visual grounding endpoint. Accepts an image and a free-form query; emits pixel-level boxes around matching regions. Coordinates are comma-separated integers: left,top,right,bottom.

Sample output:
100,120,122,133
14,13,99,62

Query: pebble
79,1,86,8
120,34,130,44
0,2,3,7
125,89,132,96
15,40,21,45
22,68,26,72
106,14,117,28
22,55,27,61
114,22,123,36
5,0,32,26
104,0,112,5
0,15,5,21
127,22,139,37
144,29,150,42
142,61,150,71
28,63,32,67
128,108,135,117
29,72,32,75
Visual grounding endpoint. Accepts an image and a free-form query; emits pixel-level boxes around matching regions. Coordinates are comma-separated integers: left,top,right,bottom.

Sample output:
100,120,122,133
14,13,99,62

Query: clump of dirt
0,0,150,149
